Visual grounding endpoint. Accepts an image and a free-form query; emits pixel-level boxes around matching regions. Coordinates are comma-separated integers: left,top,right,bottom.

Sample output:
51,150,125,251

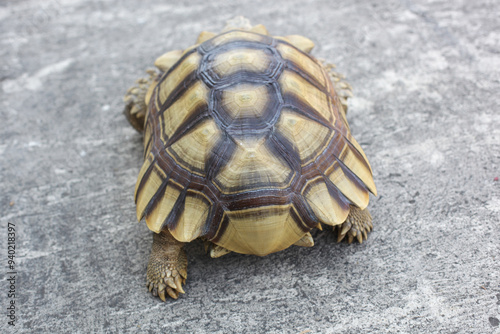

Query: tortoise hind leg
124,69,158,132
335,206,373,244
146,230,187,301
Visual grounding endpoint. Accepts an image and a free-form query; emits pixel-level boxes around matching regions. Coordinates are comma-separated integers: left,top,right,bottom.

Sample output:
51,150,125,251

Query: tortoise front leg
146,230,187,301
123,69,159,132
334,206,373,244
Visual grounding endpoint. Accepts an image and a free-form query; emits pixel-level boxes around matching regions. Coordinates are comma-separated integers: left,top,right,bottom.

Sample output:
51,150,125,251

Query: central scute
212,82,281,135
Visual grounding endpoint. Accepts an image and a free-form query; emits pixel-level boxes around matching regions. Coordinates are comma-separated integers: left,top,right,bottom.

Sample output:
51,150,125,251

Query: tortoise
124,17,377,301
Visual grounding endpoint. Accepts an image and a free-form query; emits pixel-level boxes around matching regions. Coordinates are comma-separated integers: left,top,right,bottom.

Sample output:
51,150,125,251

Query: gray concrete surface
1,0,499,333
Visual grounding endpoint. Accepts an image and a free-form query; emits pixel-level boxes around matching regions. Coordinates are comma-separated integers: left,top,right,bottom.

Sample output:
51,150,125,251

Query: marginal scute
196,31,216,44
285,35,315,53
325,160,370,209
303,177,349,226
276,108,332,165
213,139,294,194
215,204,308,256
346,133,376,182
134,152,154,202
136,163,167,221
293,232,314,247
168,118,221,176
338,140,377,196
169,190,211,242
249,24,269,35
145,181,183,233
181,44,200,57
205,30,269,49
154,50,183,72
143,122,152,153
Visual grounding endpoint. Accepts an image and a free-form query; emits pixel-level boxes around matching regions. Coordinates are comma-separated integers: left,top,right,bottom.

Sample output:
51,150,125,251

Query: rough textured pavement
1,0,499,333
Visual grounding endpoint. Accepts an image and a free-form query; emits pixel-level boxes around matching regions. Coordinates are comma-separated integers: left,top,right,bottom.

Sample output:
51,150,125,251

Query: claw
334,226,347,242
356,233,363,244
179,269,188,279
347,234,354,244
166,287,178,300
337,230,347,243
362,230,368,241
350,228,357,237
152,287,158,297
165,277,177,290
174,275,185,294
341,222,351,235
158,290,166,302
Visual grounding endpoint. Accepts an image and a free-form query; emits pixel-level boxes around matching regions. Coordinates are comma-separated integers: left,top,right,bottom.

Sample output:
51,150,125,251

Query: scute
169,190,211,242
136,161,167,221
168,118,221,176
276,108,332,165
158,52,201,105
279,70,333,123
336,138,377,196
213,138,295,194
214,204,308,256
277,43,324,86
154,49,183,72
213,82,281,133
221,83,270,119
326,159,370,209
145,181,183,233
201,30,271,51
159,80,210,143
211,48,272,77
303,177,350,226
196,31,216,44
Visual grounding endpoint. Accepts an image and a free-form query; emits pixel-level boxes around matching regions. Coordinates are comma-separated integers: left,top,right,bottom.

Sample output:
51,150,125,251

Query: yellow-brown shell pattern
135,30,377,256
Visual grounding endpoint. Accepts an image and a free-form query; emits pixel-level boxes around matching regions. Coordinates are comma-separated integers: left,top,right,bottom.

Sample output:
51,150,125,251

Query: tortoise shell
134,29,376,256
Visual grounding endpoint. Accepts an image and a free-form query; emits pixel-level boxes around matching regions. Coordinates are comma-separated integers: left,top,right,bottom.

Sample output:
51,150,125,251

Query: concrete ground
1,0,499,333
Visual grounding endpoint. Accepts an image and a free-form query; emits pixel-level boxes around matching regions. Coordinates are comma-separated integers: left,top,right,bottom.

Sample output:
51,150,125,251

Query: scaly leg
146,230,187,301
123,69,159,132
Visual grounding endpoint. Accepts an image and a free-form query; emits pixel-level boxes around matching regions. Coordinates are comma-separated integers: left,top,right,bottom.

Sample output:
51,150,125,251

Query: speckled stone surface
1,0,499,333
